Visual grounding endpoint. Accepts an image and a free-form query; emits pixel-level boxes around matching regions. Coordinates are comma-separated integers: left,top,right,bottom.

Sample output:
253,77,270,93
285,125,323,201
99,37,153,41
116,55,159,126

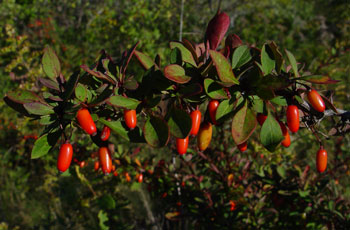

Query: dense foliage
1,1,349,229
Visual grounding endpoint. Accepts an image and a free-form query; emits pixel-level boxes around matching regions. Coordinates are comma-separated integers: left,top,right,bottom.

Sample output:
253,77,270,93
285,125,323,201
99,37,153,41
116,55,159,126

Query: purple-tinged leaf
81,65,116,84
225,34,243,49
209,50,239,85
182,39,199,64
205,11,230,50
321,95,339,114
42,45,61,79
170,41,197,66
134,50,156,70
164,64,191,84
297,75,340,84
24,102,54,115
38,78,60,91
123,76,139,90
6,90,42,104
231,100,257,145
122,41,139,74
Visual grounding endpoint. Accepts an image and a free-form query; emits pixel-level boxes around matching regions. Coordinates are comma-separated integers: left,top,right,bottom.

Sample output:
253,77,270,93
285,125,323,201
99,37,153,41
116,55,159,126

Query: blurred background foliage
0,0,349,229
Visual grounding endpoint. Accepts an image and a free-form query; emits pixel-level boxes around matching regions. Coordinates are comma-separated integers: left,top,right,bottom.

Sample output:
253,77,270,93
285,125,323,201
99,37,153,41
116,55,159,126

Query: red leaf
205,11,230,50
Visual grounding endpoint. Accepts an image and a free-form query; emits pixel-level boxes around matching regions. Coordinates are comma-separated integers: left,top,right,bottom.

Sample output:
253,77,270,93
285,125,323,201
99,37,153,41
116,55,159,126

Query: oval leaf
167,107,192,138
261,44,276,76
75,83,87,102
42,45,61,79
231,101,257,144
6,90,42,104
297,75,340,84
31,131,61,159
231,45,252,69
143,115,170,147
108,95,141,109
260,112,284,151
164,64,191,84
209,50,239,85
24,102,54,115
38,78,60,91
204,78,228,99
134,50,156,70
285,49,299,78
99,119,144,143
216,99,236,123
170,41,197,66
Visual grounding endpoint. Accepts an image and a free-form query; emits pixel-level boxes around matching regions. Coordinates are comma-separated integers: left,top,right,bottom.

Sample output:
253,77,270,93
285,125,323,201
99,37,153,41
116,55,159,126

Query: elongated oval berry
190,110,202,136
136,173,143,183
100,125,111,141
197,122,213,151
76,108,97,135
237,141,247,152
94,161,100,171
124,109,137,129
99,147,112,174
307,89,325,113
57,142,73,173
176,136,189,155
286,105,299,133
257,113,268,126
279,121,291,147
208,100,219,125
316,148,327,173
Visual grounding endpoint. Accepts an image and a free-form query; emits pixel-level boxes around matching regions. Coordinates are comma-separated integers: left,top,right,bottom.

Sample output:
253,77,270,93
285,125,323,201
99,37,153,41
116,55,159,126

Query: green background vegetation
0,0,349,229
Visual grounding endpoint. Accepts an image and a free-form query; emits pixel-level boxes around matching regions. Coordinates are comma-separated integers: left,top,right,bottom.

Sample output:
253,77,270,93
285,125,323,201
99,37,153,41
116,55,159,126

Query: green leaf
170,41,197,66
215,99,236,123
167,107,192,138
204,78,228,99
24,102,54,115
209,50,239,85
170,47,182,65
108,95,141,109
178,83,203,98
261,44,275,76
75,83,87,102
42,45,61,79
297,75,340,84
99,119,144,143
31,131,61,159
143,115,170,147
285,49,299,78
98,194,116,210
123,76,139,90
277,165,286,179
134,50,156,70
260,112,284,151
164,64,191,84
231,45,251,69
270,96,287,106
231,101,257,145
98,210,109,230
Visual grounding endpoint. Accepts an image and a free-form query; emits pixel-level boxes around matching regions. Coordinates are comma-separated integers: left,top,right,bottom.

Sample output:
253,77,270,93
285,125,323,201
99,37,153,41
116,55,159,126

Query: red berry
286,105,299,133
190,110,202,136
176,136,189,155
94,161,100,171
208,100,219,125
316,148,327,173
100,125,111,141
136,173,143,183
99,147,112,174
307,89,325,113
257,113,268,126
237,141,247,152
279,121,291,147
57,143,73,173
124,109,137,129
76,108,97,135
